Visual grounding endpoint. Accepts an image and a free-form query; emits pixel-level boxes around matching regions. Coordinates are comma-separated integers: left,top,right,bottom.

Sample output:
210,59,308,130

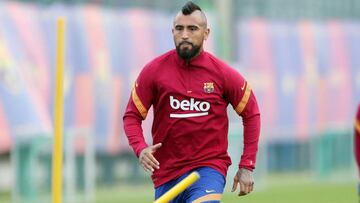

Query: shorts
155,167,225,203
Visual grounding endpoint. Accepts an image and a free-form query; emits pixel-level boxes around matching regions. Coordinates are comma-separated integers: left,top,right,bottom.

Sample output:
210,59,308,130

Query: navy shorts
155,167,225,203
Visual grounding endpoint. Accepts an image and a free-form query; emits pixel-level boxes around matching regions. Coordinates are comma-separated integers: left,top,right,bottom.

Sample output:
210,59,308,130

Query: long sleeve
238,91,260,170
123,64,155,157
222,66,261,170
123,99,148,157
355,104,360,173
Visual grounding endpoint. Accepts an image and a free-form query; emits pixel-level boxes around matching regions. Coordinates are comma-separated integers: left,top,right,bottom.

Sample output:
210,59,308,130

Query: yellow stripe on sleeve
235,83,252,114
131,86,148,119
356,119,360,134
192,194,222,203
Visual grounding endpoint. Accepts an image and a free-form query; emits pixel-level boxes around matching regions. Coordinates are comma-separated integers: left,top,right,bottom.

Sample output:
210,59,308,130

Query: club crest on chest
203,82,214,93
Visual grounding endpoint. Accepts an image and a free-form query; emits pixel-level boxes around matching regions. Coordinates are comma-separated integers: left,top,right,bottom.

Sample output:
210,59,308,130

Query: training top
355,104,360,174
123,49,261,188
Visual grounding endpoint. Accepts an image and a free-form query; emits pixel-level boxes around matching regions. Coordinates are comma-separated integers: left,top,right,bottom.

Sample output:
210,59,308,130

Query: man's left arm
232,85,260,196
223,67,260,196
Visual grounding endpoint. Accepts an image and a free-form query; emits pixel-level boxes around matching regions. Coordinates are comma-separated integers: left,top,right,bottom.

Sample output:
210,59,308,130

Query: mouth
179,41,193,47
179,42,193,51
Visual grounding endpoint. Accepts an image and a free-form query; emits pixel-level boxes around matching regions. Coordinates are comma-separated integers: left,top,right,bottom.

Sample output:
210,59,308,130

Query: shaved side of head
173,1,207,28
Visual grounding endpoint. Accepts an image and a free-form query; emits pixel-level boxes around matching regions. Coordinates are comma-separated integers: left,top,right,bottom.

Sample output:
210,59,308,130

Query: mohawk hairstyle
182,1,202,15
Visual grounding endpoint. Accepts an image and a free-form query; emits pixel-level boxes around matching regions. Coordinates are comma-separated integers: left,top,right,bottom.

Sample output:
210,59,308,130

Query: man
355,103,360,199
123,1,261,202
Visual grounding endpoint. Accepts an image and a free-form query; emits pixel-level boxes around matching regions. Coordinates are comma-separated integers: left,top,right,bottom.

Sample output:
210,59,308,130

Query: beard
176,41,201,61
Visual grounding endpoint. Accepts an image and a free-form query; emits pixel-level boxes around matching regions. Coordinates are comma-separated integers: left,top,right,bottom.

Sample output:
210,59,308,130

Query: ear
204,28,210,40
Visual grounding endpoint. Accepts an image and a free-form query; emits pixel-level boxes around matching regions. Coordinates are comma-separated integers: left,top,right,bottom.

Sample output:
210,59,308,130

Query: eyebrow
174,23,204,30
175,24,200,28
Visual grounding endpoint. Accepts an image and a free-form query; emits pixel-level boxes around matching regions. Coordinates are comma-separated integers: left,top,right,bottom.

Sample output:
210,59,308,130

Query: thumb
231,176,239,192
231,181,237,192
152,143,162,151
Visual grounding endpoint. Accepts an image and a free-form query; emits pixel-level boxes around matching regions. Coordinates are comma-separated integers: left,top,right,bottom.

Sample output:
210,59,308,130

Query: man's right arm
123,65,154,157
355,104,360,172
123,65,162,172
123,98,149,157
123,99,161,172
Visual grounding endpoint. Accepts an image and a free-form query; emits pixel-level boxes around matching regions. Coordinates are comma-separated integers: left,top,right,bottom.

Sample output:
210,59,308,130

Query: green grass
96,174,357,203
1,174,357,203
222,181,356,203
0,191,10,203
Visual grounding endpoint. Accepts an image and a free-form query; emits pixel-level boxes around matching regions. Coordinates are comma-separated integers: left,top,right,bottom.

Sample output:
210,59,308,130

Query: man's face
172,10,209,60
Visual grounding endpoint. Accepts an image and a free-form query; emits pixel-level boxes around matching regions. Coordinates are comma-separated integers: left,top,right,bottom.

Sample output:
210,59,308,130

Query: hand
231,168,254,196
139,143,162,172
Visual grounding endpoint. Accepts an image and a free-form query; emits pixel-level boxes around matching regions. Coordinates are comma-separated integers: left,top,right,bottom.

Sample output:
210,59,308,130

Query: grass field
96,174,357,203
1,173,356,203
96,182,356,203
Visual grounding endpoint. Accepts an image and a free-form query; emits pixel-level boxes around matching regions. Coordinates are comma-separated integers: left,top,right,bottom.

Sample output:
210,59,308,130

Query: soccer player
355,103,360,199
123,1,261,202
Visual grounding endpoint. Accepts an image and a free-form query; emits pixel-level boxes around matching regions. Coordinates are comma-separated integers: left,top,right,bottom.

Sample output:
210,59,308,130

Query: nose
181,30,189,40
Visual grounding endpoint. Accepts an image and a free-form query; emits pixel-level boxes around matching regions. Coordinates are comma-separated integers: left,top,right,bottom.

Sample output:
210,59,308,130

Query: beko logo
169,96,210,118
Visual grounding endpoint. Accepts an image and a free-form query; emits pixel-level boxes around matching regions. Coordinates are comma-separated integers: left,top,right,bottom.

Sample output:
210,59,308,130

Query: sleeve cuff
135,143,148,157
239,159,255,171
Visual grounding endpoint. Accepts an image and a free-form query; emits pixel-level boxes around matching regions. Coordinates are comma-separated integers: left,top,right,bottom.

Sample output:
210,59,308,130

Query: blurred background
0,0,359,202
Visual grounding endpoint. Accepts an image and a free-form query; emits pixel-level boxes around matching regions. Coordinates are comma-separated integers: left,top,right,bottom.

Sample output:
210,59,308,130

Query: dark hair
182,1,202,15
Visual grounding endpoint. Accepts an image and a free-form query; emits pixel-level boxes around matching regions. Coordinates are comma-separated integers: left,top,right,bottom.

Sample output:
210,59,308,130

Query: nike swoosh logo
205,189,216,193
241,81,246,91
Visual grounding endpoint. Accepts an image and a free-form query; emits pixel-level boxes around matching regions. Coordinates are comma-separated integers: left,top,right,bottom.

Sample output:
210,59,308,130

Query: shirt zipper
186,63,192,94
